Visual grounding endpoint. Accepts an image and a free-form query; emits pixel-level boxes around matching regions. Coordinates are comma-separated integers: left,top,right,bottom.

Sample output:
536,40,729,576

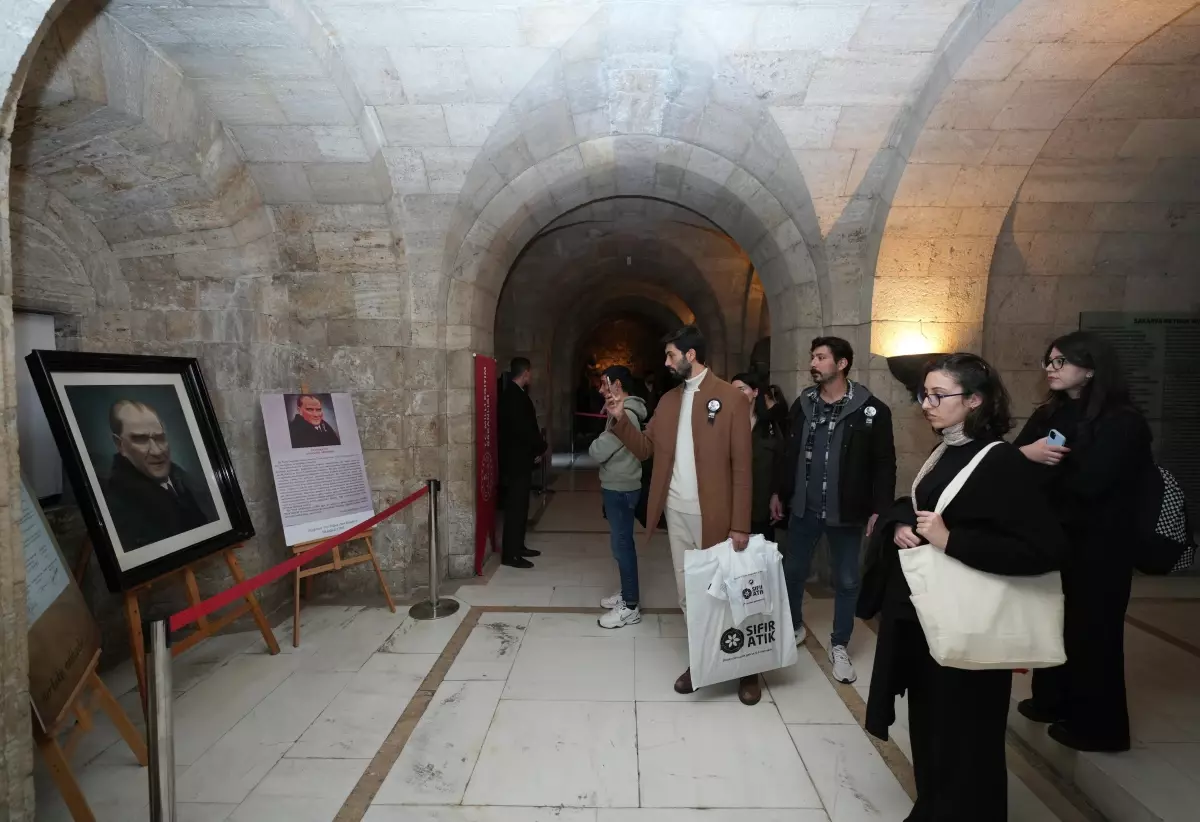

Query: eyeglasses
917,390,967,408
1043,356,1068,371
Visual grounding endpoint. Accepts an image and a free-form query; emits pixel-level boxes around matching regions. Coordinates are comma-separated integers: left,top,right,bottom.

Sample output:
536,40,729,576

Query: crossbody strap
933,441,1003,515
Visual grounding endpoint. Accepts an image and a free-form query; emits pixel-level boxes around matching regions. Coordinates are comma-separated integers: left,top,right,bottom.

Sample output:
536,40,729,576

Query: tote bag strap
933,441,1003,515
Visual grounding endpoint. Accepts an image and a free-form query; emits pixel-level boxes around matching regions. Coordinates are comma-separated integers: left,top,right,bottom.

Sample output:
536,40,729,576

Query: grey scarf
911,423,972,511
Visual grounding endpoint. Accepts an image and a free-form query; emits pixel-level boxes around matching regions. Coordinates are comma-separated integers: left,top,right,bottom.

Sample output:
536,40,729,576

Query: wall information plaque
1080,313,1200,524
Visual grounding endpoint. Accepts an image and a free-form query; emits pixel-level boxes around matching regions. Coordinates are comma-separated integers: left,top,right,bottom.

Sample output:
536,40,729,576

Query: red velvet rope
168,485,430,633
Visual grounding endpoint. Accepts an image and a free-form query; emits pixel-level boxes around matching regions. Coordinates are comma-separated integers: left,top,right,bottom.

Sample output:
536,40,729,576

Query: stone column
0,116,36,821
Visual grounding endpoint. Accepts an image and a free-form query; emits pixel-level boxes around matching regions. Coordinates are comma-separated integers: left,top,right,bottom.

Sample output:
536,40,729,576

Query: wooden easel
77,541,284,713
292,529,394,647
34,650,147,822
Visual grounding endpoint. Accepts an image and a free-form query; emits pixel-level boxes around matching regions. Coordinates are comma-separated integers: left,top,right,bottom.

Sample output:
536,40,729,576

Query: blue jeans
602,489,641,607
784,510,864,648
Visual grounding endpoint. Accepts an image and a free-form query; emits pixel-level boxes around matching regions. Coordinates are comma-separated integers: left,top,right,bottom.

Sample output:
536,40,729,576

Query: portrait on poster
284,393,342,448
24,351,254,592
261,393,375,545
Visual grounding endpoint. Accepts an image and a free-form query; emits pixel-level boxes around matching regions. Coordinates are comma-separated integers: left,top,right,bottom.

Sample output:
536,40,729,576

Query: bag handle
933,441,1003,515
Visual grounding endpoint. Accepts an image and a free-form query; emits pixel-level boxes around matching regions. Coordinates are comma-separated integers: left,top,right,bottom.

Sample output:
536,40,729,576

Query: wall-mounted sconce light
886,353,945,402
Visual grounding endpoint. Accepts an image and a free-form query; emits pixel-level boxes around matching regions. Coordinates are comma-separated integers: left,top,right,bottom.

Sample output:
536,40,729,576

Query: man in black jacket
498,358,546,568
771,337,896,684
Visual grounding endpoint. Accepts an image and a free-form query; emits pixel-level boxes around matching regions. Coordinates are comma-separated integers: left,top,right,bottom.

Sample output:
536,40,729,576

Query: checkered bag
1136,466,1196,575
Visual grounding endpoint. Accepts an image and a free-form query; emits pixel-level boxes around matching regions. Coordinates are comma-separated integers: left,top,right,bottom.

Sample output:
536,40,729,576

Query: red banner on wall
474,355,499,575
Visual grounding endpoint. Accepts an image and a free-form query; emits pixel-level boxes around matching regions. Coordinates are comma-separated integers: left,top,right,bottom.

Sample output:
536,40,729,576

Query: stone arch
549,291,686,450
437,2,831,376
871,0,1200,359
446,135,823,371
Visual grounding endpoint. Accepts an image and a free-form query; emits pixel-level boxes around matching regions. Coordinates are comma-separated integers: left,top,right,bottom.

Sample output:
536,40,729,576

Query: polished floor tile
287,654,431,759
374,680,505,805
444,616,530,681
788,724,913,821
504,635,635,701
763,651,855,725
221,671,353,746
597,811,829,821
379,606,468,654
365,807,598,821
525,612,660,638
634,637,770,703
177,804,237,822
177,738,293,804
463,701,638,808
636,702,822,809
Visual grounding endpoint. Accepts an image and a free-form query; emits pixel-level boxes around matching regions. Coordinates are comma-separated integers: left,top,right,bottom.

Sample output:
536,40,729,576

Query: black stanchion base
410,598,461,620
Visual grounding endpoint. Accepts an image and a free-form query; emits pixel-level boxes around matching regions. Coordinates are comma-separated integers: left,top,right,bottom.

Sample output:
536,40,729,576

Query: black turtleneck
914,438,998,513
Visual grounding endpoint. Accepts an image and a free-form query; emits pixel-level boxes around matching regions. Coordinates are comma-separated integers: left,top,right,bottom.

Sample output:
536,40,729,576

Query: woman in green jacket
732,372,785,541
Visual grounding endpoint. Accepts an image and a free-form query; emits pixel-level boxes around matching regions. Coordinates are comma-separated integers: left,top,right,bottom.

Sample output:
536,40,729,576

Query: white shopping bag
686,536,798,689
706,536,772,624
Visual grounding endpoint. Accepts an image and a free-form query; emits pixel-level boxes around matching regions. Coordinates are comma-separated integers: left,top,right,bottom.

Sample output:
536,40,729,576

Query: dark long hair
1041,331,1132,440
924,353,1013,441
732,372,777,438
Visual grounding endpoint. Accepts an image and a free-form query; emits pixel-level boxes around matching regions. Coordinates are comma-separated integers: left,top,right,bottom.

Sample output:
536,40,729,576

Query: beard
669,361,693,380
810,368,831,385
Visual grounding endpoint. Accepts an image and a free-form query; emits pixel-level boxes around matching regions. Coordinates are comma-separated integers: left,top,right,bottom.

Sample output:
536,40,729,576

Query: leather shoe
521,547,541,557
1048,721,1129,753
1017,699,1060,724
673,668,695,695
501,557,534,569
738,675,762,706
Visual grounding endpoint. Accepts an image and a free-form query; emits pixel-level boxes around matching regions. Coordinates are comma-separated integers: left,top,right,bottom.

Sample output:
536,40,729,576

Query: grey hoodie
589,396,648,492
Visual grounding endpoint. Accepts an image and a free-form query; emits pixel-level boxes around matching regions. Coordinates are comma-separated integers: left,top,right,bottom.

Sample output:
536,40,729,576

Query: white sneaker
600,591,622,609
829,644,857,684
598,603,642,629
795,623,807,647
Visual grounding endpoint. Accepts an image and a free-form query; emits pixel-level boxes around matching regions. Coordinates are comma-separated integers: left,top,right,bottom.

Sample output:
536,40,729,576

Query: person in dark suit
498,358,546,568
288,394,341,448
858,354,1066,822
103,400,218,551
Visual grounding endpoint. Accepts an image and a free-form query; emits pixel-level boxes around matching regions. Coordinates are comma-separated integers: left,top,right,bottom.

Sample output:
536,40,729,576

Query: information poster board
475,355,499,574
22,479,101,731
260,392,375,545
1080,313,1200,523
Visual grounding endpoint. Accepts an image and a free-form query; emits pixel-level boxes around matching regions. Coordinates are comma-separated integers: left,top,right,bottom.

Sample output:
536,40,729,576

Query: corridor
42,467,1200,821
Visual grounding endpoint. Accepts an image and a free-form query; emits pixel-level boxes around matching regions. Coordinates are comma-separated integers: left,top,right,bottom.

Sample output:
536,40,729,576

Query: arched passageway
2,1,1200,813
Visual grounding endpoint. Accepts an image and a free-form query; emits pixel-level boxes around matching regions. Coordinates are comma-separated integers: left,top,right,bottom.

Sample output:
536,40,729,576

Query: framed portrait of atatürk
24,351,254,592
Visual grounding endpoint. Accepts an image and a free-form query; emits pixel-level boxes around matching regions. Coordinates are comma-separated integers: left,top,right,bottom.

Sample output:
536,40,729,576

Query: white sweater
667,368,708,515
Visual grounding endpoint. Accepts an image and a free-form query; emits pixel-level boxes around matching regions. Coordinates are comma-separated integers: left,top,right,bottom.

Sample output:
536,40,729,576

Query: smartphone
1047,429,1067,447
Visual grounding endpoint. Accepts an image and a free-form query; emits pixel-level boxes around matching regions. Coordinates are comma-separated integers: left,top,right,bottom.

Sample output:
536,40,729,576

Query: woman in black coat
858,354,1066,822
732,373,785,541
1013,331,1153,753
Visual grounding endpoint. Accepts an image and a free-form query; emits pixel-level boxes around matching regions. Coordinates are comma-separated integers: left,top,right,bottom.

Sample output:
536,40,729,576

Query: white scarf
911,423,972,511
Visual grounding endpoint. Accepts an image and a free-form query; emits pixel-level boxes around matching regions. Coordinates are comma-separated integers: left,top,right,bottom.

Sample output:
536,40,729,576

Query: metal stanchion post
410,479,461,620
146,618,175,822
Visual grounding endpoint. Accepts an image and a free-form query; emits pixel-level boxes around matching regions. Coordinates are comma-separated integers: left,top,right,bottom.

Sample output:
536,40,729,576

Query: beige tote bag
899,442,1066,671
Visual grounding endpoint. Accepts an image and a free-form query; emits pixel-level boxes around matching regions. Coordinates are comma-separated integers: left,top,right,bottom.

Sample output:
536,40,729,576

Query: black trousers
501,468,532,561
902,622,1010,822
1030,559,1133,749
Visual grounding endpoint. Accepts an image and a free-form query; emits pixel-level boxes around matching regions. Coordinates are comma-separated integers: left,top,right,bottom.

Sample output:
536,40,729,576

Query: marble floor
34,469,1200,821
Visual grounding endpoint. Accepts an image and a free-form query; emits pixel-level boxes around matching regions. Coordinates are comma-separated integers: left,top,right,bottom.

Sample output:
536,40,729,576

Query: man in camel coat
605,325,759,705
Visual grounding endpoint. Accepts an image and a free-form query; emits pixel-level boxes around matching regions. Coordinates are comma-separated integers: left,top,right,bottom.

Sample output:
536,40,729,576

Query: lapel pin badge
707,398,721,424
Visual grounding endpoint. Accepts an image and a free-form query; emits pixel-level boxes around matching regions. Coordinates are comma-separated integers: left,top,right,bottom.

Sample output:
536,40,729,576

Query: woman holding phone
1013,331,1153,752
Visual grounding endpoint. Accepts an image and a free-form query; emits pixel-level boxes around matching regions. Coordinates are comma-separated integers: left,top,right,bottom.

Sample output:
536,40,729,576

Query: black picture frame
24,350,254,592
